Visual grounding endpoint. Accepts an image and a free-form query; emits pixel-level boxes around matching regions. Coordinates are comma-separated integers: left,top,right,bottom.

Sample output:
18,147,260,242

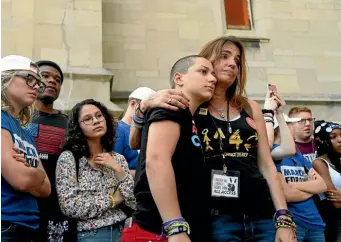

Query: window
224,0,253,30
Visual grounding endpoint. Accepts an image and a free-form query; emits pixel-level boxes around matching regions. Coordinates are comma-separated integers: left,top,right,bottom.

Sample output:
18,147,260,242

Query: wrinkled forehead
221,42,241,56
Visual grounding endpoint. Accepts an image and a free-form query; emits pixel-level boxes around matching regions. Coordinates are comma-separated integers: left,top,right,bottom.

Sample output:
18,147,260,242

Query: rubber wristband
262,109,275,116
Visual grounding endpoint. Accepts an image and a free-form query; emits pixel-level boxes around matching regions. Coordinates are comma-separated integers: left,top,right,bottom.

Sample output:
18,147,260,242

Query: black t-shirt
195,110,275,219
133,108,211,241
25,111,76,241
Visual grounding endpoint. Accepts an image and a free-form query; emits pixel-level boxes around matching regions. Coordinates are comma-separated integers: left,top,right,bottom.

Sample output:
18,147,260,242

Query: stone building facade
2,0,341,120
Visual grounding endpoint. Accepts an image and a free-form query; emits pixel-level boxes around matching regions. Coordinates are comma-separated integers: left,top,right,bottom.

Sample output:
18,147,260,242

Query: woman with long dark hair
313,121,341,242
56,99,135,242
129,36,297,241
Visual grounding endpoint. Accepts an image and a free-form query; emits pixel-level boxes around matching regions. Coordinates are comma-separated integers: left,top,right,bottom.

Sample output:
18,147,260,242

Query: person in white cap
114,87,155,177
1,55,51,241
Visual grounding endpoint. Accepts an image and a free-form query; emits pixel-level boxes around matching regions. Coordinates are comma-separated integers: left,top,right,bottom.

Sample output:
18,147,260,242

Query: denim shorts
211,214,276,242
77,223,123,242
296,225,325,242
1,221,36,242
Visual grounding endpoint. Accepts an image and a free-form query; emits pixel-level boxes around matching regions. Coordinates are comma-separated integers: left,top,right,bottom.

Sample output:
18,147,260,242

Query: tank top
318,158,341,200
195,109,275,219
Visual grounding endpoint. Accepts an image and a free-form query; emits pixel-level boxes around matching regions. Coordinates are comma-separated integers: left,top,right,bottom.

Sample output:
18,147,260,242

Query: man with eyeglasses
288,107,317,163
25,61,76,242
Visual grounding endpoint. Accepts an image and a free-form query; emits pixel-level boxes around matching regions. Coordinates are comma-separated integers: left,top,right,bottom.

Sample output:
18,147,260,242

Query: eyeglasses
296,118,315,125
15,73,46,93
80,113,104,125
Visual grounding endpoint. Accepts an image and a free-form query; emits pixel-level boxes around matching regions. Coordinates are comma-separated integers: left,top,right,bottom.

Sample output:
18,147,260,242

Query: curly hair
62,99,116,172
314,121,341,172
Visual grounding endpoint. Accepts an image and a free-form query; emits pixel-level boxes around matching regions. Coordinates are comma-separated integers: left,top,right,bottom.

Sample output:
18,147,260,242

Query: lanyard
209,102,231,173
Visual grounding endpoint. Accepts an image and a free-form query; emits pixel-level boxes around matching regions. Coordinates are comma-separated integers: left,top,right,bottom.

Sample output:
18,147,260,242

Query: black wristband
135,102,145,116
265,120,274,125
262,109,274,116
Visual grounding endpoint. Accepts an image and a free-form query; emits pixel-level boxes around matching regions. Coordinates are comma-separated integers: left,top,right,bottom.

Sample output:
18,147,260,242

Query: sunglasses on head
15,73,46,93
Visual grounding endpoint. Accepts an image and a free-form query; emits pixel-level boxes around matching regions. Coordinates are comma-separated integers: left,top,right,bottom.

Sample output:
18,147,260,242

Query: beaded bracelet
162,217,190,237
275,216,296,231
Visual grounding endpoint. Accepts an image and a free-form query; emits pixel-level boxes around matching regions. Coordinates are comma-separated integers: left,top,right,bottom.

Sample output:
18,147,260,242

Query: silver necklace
210,103,227,119
209,102,232,134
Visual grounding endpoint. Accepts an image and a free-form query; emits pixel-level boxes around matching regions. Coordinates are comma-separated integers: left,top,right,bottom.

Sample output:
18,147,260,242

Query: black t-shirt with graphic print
133,108,211,241
25,111,77,242
195,110,275,219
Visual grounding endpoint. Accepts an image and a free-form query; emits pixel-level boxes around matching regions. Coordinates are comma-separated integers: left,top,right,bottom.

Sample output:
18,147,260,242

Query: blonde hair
1,71,35,125
199,36,248,112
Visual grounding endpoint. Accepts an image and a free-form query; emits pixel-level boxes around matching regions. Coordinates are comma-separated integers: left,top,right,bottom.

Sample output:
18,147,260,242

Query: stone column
1,0,123,116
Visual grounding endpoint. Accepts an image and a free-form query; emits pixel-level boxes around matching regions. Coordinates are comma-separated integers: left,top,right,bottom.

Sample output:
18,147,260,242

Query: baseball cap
129,87,155,101
274,114,301,129
1,55,40,76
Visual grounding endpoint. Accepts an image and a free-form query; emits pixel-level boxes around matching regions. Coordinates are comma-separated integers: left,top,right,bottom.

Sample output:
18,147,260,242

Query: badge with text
199,108,208,115
211,170,240,198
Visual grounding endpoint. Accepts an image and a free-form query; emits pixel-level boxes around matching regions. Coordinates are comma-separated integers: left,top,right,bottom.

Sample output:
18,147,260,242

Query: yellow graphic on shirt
202,129,213,151
244,133,258,151
201,127,258,154
244,143,251,151
247,133,258,141
229,130,243,150
213,128,226,140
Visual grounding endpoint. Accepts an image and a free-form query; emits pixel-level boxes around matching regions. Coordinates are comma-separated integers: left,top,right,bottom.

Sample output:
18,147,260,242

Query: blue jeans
296,225,325,242
211,214,276,242
1,221,36,242
77,224,122,242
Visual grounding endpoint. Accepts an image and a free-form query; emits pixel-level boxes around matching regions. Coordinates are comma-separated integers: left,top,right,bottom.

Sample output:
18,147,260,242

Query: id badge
211,169,240,198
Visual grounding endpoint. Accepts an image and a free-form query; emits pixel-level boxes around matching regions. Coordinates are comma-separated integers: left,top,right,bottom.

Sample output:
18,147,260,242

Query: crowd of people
1,35,340,242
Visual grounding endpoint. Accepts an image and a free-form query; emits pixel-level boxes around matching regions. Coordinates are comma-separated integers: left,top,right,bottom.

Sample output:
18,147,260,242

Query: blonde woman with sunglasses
1,55,51,242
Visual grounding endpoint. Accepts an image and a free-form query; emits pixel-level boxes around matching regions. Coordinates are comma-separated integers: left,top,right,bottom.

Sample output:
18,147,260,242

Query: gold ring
168,98,172,104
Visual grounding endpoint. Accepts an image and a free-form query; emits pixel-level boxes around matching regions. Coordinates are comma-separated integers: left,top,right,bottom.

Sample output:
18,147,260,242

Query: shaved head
169,55,202,88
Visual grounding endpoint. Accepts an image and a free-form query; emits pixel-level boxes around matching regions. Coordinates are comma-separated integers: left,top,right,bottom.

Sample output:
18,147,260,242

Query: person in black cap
24,60,76,242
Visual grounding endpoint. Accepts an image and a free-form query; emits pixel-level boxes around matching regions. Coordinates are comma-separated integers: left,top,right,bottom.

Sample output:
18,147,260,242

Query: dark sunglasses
15,73,46,93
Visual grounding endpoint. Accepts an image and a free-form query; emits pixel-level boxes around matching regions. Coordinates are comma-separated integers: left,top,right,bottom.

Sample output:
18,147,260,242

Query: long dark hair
63,99,116,173
315,121,341,173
